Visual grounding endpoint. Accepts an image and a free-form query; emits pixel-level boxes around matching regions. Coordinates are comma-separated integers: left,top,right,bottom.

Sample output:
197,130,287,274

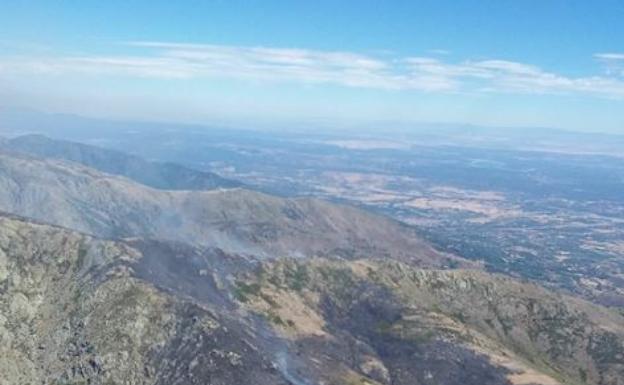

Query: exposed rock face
0,149,460,267
2,134,243,190
0,213,297,385
237,259,624,385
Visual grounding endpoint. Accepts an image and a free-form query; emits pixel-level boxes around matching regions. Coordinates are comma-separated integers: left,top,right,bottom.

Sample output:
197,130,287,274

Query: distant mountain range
2,107,624,157
2,134,243,190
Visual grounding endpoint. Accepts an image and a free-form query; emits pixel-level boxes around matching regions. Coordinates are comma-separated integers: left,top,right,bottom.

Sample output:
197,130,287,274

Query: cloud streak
2,42,624,99
594,52,624,77
595,53,624,61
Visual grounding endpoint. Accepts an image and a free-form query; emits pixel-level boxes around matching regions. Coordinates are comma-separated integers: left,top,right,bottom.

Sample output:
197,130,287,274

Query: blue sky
0,1,623,133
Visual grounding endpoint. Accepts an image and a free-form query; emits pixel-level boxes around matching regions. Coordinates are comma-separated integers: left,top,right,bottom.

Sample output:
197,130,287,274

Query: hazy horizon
3,104,624,139
1,1,623,134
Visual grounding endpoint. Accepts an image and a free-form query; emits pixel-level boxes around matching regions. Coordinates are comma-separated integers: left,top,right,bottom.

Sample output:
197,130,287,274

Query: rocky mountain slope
237,258,624,385
0,212,303,385
1,134,242,190
2,213,623,385
0,148,459,267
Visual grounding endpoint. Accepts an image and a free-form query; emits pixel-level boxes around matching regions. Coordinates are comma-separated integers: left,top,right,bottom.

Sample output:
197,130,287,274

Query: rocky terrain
237,258,624,385
2,212,623,385
0,212,305,385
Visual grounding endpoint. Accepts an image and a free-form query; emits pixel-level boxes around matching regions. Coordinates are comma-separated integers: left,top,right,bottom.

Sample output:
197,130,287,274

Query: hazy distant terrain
2,134,243,190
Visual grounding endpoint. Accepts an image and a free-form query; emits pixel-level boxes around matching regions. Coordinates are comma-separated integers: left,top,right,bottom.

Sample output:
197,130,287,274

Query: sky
0,0,623,133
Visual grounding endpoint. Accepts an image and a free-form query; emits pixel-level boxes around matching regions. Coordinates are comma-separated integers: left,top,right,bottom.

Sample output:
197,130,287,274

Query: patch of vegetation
407,329,436,344
265,311,286,326
365,266,378,281
319,266,355,288
70,287,82,307
587,331,624,364
76,242,89,269
110,284,147,310
491,305,515,336
375,320,394,334
267,272,282,287
578,368,587,383
446,259,460,269
451,312,466,323
283,263,310,291
259,291,279,308
233,281,262,303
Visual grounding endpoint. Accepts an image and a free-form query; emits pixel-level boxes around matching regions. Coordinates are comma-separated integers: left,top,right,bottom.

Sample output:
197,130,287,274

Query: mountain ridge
2,134,243,191
0,148,462,267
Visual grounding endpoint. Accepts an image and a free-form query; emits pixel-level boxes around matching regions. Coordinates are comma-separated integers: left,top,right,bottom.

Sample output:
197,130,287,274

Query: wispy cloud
406,57,624,97
594,52,624,77
595,53,624,61
2,41,624,98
